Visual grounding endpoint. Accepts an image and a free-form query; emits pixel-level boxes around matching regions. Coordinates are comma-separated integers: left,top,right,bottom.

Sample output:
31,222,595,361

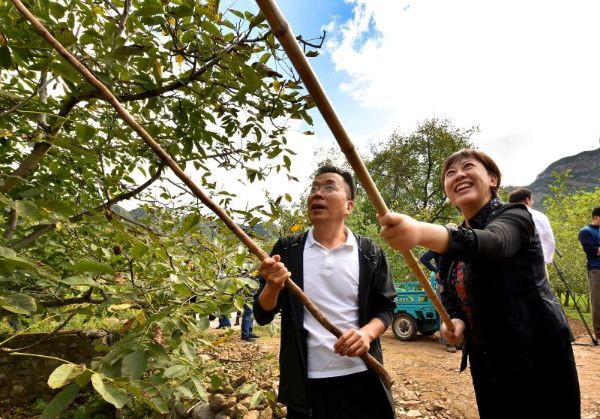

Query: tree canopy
0,0,314,413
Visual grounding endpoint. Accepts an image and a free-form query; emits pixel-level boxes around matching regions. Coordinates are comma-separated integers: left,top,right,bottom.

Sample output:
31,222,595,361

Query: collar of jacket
466,198,503,229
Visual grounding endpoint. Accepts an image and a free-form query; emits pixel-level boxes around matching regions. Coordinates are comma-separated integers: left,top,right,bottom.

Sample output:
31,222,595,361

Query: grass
562,300,593,326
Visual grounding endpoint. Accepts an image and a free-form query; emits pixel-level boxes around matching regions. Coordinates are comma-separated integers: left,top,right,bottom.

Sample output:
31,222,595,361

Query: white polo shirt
303,226,366,378
528,207,556,264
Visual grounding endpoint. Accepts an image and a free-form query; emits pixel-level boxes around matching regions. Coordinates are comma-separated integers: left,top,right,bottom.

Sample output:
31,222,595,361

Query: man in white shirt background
508,188,556,273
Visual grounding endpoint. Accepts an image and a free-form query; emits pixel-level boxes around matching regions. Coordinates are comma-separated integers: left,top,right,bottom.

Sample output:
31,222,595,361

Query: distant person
254,165,396,418
379,149,580,418
217,314,231,329
240,304,259,342
508,188,556,266
419,250,456,353
578,206,600,340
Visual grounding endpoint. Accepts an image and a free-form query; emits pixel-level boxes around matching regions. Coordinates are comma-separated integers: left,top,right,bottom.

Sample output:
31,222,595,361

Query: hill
519,147,600,206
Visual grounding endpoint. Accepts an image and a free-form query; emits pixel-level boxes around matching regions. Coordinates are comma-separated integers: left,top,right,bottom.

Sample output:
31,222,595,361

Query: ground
258,317,600,418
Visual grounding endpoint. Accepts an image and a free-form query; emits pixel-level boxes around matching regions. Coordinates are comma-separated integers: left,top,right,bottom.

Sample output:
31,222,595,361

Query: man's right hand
259,255,290,290
257,255,290,311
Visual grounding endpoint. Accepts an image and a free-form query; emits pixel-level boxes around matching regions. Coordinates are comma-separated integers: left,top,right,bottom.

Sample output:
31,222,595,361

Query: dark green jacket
253,231,396,415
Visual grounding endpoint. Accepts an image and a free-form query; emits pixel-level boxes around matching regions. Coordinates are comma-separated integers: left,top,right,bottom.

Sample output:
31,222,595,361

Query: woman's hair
440,149,502,197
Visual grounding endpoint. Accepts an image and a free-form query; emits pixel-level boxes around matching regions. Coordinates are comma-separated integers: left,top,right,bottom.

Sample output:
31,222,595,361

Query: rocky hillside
522,147,600,206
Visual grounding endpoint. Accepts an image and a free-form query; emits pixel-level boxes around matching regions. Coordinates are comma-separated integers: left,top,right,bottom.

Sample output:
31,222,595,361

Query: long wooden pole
255,0,454,332
10,0,394,388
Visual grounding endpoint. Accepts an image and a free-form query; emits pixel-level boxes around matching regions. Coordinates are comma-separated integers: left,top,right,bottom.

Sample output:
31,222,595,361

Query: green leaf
175,385,194,399
191,377,208,401
0,45,12,69
242,65,261,91
196,316,210,330
54,25,77,47
15,200,37,217
75,124,97,142
41,383,79,419
0,246,16,258
47,363,86,389
283,155,291,170
0,293,37,315
163,364,187,378
60,276,98,287
91,373,127,409
130,242,149,258
122,350,148,380
72,260,115,275
249,389,264,409
210,374,222,390
179,213,200,236
173,283,192,297
180,341,195,362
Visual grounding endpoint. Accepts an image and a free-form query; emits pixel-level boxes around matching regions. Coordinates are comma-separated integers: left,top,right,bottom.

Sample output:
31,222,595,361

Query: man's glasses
309,184,340,195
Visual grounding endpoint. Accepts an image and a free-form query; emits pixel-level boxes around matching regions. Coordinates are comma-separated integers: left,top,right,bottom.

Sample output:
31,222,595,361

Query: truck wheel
392,313,418,341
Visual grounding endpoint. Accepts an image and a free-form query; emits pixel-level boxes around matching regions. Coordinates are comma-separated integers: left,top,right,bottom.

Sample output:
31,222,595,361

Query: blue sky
195,1,600,212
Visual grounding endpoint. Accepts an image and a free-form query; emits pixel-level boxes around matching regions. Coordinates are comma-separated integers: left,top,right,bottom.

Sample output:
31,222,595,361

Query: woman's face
443,157,498,219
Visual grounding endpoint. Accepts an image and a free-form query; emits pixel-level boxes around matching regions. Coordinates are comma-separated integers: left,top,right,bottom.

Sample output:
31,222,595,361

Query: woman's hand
441,318,466,346
378,212,423,251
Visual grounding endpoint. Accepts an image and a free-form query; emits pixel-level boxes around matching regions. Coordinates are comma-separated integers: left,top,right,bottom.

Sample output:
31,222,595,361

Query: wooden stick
10,0,394,389
255,0,454,332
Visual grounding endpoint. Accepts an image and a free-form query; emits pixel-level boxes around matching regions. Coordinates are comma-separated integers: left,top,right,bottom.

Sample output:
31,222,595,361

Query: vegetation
0,0,315,415
543,172,600,311
347,119,475,280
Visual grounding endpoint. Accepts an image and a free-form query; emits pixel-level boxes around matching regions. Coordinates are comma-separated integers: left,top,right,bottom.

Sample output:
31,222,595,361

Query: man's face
307,172,354,225
593,215,600,226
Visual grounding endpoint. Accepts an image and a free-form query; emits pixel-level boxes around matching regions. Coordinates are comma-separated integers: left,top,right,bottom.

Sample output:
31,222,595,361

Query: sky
131,1,600,212
227,0,600,203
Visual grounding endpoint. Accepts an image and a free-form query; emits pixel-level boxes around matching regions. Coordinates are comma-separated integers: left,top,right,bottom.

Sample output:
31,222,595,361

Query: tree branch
0,289,108,318
0,312,77,352
0,96,80,194
9,163,165,249
3,208,18,240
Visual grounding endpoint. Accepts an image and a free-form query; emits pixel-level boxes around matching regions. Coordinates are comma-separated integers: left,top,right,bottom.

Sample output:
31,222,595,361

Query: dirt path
260,318,600,418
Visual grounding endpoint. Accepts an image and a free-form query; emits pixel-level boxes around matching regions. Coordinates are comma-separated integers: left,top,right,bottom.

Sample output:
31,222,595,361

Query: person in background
508,188,556,268
379,149,580,418
419,250,456,353
254,165,396,418
578,206,600,340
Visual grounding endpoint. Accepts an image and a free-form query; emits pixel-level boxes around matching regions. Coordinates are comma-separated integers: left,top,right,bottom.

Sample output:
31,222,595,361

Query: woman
379,149,580,418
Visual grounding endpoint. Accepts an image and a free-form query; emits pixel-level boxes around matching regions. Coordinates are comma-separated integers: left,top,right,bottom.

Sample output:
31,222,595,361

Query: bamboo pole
255,0,454,332
10,0,394,389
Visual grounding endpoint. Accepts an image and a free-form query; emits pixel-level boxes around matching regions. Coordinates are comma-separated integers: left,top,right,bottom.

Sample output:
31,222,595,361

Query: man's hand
258,255,290,291
257,255,290,311
440,318,466,346
333,328,372,357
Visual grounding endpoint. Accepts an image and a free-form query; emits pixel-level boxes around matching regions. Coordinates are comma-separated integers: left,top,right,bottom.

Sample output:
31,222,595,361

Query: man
419,250,456,353
508,188,556,264
578,206,600,340
253,166,396,418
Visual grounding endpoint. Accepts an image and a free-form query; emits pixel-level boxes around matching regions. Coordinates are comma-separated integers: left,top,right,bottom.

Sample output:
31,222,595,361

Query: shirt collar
306,226,356,249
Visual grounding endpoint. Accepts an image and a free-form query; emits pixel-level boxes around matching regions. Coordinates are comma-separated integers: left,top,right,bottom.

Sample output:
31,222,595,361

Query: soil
258,317,600,418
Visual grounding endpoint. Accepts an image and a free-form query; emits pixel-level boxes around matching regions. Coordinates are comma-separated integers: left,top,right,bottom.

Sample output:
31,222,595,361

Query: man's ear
346,200,354,213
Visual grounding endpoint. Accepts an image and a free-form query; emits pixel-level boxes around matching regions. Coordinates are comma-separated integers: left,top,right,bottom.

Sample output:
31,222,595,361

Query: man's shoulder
277,231,308,250
353,233,385,260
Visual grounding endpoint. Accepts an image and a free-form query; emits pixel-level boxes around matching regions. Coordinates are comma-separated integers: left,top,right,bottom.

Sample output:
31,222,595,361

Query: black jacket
440,200,579,417
253,231,396,414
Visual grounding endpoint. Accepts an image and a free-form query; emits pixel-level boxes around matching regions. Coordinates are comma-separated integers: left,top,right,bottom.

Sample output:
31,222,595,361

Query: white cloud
326,0,600,185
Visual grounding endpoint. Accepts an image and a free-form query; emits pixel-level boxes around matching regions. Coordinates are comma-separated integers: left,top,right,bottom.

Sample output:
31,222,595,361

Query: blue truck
392,273,441,341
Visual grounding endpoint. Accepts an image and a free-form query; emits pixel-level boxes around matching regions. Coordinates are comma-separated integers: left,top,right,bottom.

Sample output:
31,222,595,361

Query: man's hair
441,149,502,198
314,165,355,200
592,207,600,218
508,188,532,204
